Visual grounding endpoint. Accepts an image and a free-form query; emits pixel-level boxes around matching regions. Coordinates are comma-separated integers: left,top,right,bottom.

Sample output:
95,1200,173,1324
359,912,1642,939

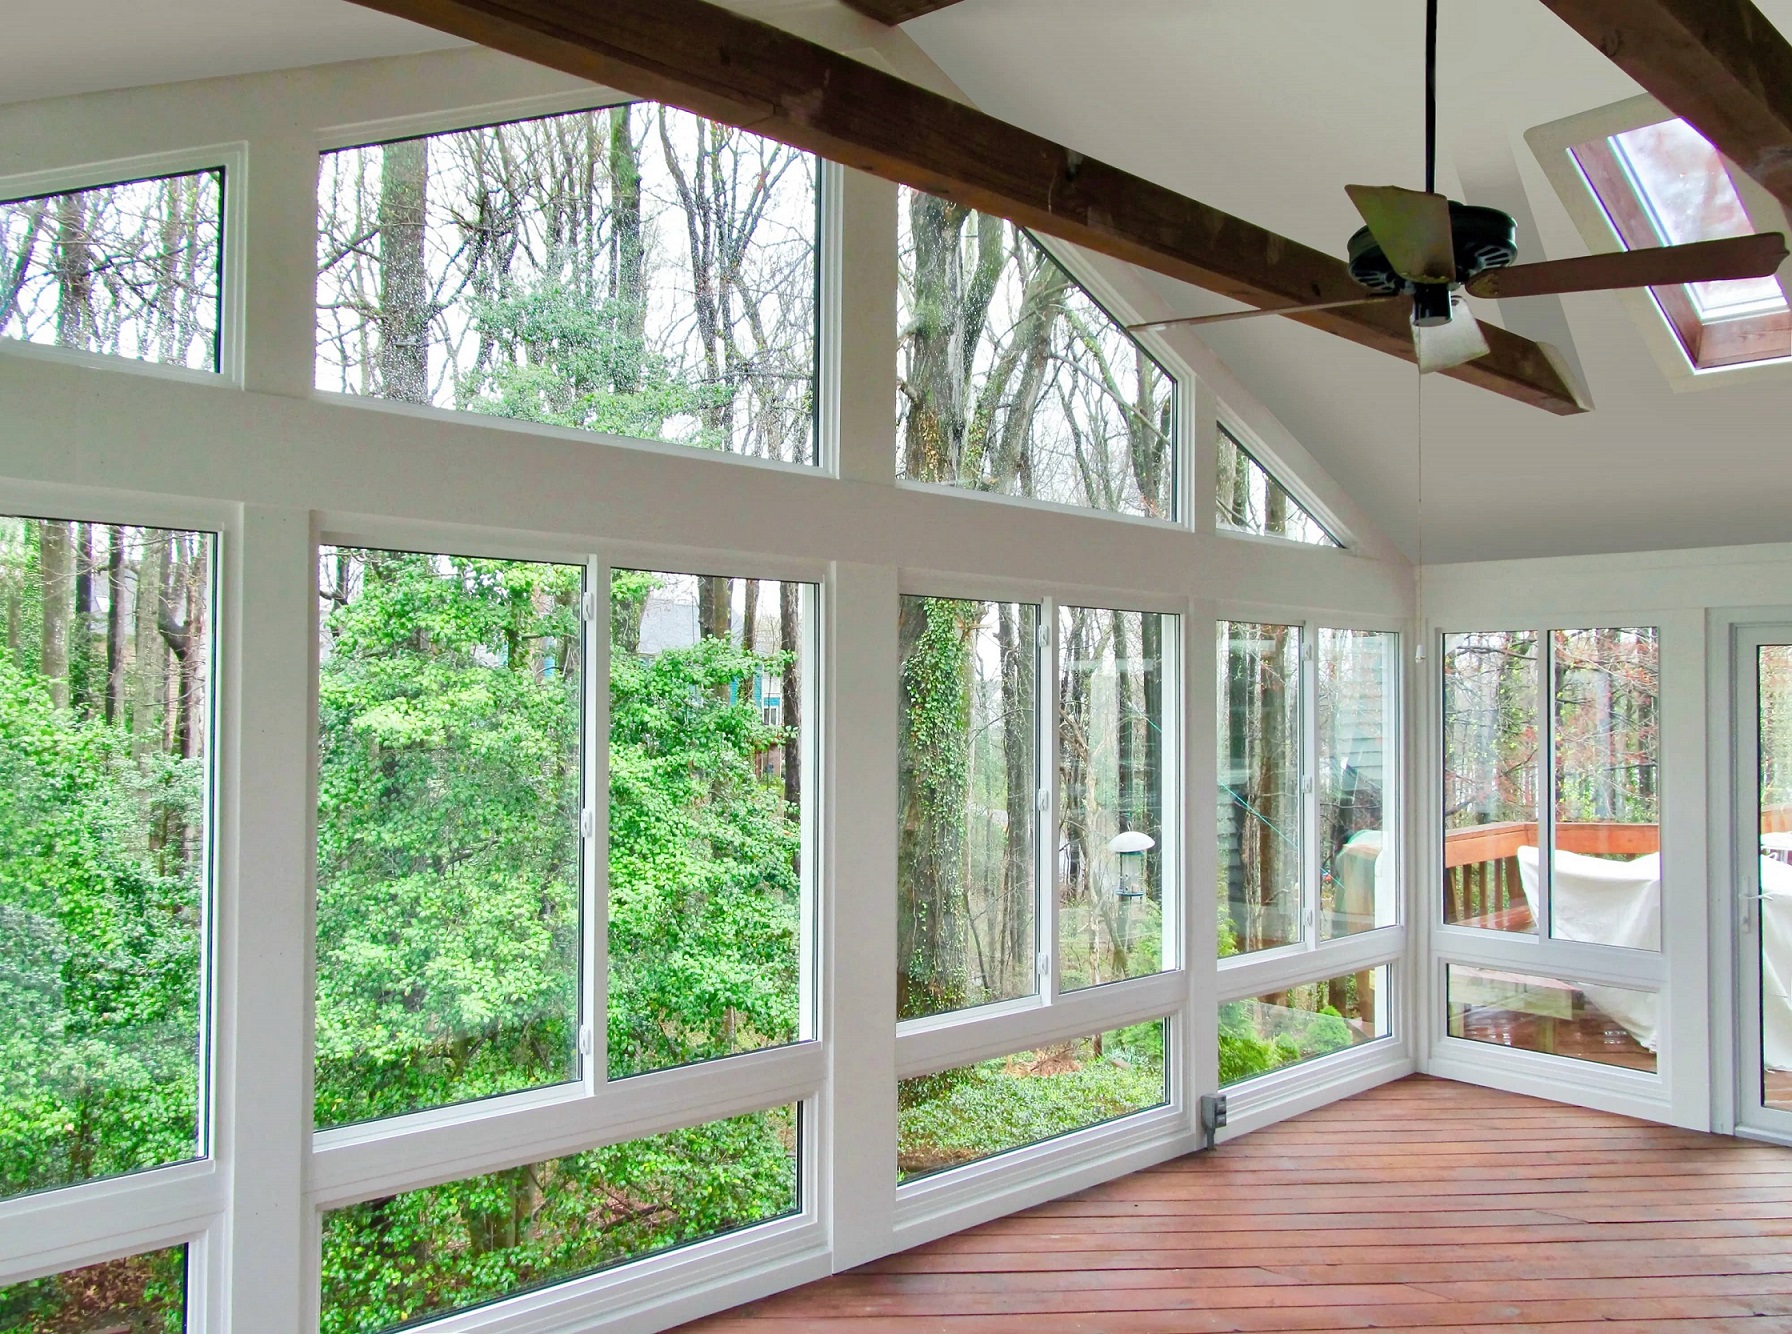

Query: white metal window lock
581,808,597,839
581,589,599,622
1036,788,1051,812
578,1025,594,1056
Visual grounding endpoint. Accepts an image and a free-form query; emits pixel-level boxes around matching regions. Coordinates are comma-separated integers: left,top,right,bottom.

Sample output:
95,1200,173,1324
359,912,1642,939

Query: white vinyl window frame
891,575,1190,1207
1427,617,1672,1118
1212,418,1345,550
1212,611,1407,1109
303,525,829,1334
0,145,249,388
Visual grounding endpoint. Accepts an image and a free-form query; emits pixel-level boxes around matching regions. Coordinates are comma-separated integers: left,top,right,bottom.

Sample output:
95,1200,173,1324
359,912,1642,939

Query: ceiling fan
1130,0,1790,374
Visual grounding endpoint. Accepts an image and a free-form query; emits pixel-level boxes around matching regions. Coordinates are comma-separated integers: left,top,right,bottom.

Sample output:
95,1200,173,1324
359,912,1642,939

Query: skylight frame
1567,117,1790,374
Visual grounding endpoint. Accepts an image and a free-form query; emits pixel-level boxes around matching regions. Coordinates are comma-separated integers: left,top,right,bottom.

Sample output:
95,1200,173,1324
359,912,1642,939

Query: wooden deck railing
1444,821,1660,930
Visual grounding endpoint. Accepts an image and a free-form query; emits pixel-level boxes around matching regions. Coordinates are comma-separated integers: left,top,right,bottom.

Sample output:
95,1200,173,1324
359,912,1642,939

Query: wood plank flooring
681,1075,1792,1332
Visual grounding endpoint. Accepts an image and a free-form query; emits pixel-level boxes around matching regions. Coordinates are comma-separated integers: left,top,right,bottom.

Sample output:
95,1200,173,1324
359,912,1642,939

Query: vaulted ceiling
7,0,1792,563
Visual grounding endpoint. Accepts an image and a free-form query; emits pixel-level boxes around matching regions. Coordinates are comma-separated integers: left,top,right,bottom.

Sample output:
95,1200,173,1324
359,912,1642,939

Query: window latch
581,808,596,839
1036,788,1051,813
581,590,599,623
578,1025,594,1056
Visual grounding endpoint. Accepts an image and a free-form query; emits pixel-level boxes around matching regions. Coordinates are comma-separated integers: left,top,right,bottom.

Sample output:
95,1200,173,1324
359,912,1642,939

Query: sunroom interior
2,0,1792,1330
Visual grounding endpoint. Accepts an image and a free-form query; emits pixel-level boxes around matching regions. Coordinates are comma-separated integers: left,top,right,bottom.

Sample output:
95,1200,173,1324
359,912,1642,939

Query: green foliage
0,1245,186,1333
608,594,800,1076
319,1109,796,1334
897,1024,1165,1181
0,647,201,1201
1219,995,1363,1089
314,551,584,1128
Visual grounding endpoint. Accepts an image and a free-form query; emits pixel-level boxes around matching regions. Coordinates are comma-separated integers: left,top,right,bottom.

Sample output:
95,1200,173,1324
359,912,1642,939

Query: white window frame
1212,418,1345,550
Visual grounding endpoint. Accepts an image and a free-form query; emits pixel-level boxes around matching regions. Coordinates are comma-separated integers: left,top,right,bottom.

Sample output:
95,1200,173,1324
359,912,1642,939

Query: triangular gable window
1216,427,1339,547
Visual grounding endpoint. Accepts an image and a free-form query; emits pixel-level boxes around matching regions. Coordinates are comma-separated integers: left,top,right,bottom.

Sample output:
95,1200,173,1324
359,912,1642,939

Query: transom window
1573,118,1790,370
0,169,224,372
317,104,820,461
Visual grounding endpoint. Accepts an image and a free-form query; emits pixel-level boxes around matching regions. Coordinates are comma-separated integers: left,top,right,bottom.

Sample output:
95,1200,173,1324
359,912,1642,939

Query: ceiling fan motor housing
1347,202,1519,296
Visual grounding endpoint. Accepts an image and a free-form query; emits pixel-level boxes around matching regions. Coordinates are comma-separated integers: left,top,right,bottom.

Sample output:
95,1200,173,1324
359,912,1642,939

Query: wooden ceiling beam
840,0,968,24
1538,0,1792,214
345,0,1585,414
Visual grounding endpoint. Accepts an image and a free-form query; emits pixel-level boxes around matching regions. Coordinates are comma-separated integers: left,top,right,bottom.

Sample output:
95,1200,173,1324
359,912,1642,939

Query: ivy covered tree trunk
377,139,430,404
997,601,1034,999
780,581,801,812
39,519,71,709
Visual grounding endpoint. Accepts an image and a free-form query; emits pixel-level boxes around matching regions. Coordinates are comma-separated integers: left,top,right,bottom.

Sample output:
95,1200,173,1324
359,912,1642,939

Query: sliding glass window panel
319,1106,799,1334
1,170,224,371
1058,606,1174,990
1215,428,1339,546
0,517,211,1202
895,187,1176,519
897,596,1039,1021
1319,629,1396,940
314,548,583,1129
1441,631,1541,935
897,1022,1167,1183
0,1244,187,1332
317,105,819,462
609,571,807,1079
1217,621,1302,956
1447,965,1658,1073
1552,628,1661,951
1219,967,1389,1088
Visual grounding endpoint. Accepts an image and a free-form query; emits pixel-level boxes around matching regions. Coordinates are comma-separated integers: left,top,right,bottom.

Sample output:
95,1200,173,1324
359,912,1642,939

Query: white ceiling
7,0,1792,563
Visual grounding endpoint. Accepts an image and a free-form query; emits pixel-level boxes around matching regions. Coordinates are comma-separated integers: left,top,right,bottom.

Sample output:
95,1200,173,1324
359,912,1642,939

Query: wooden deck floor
682,1075,1792,1333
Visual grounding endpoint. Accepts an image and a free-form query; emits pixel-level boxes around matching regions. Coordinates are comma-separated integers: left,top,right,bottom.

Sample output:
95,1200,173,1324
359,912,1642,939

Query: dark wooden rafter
840,0,968,24
344,0,1586,414
1538,0,1792,214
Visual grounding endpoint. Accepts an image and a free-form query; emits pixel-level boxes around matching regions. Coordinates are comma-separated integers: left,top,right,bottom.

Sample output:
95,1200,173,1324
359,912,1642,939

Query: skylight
1608,120,1786,321
1572,117,1789,371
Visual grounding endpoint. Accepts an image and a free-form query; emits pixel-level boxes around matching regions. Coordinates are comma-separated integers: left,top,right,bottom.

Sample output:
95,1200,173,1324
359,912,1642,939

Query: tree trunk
742,579,760,653
780,581,801,813
133,537,163,752
54,192,92,350
998,602,1035,997
72,522,93,715
377,139,431,403
105,525,126,723
697,576,731,642
609,106,646,395
39,520,72,709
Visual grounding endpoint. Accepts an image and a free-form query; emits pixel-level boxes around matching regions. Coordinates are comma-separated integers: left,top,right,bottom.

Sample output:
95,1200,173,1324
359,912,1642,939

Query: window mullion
1041,597,1061,1006
586,557,611,1096
1303,625,1319,949
1539,627,1557,944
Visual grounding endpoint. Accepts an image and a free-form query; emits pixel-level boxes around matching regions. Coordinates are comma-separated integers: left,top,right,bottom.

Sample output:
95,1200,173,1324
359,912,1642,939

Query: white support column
832,169,898,488
218,505,315,1331
1660,609,1713,1130
821,561,900,1269
1187,607,1220,1103
241,137,320,399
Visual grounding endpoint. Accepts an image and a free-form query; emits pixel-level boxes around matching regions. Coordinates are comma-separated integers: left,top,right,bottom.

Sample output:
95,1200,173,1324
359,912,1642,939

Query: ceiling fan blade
1464,233,1789,301
1416,302,1490,374
1346,184,1457,285
1127,295,1402,334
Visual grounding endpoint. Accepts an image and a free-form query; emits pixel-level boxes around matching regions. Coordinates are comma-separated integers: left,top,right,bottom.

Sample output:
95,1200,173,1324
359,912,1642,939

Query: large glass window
1215,428,1339,546
895,188,1175,519
1443,627,1661,951
1218,621,1302,955
314,548,583,1129
897,596,1039,1021
0,1243,187,1332
1552,628,1661,950
1,170,224,372
0,517,211,1202
1441,630,1541,934
897,1022,1167,1183
1319,629,1396,939
1058,606,1174,990
317,105,819,461
1220,967,1388,1088
320,1106,799,1334
608,570,808,1079
1447,965,1658,1073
